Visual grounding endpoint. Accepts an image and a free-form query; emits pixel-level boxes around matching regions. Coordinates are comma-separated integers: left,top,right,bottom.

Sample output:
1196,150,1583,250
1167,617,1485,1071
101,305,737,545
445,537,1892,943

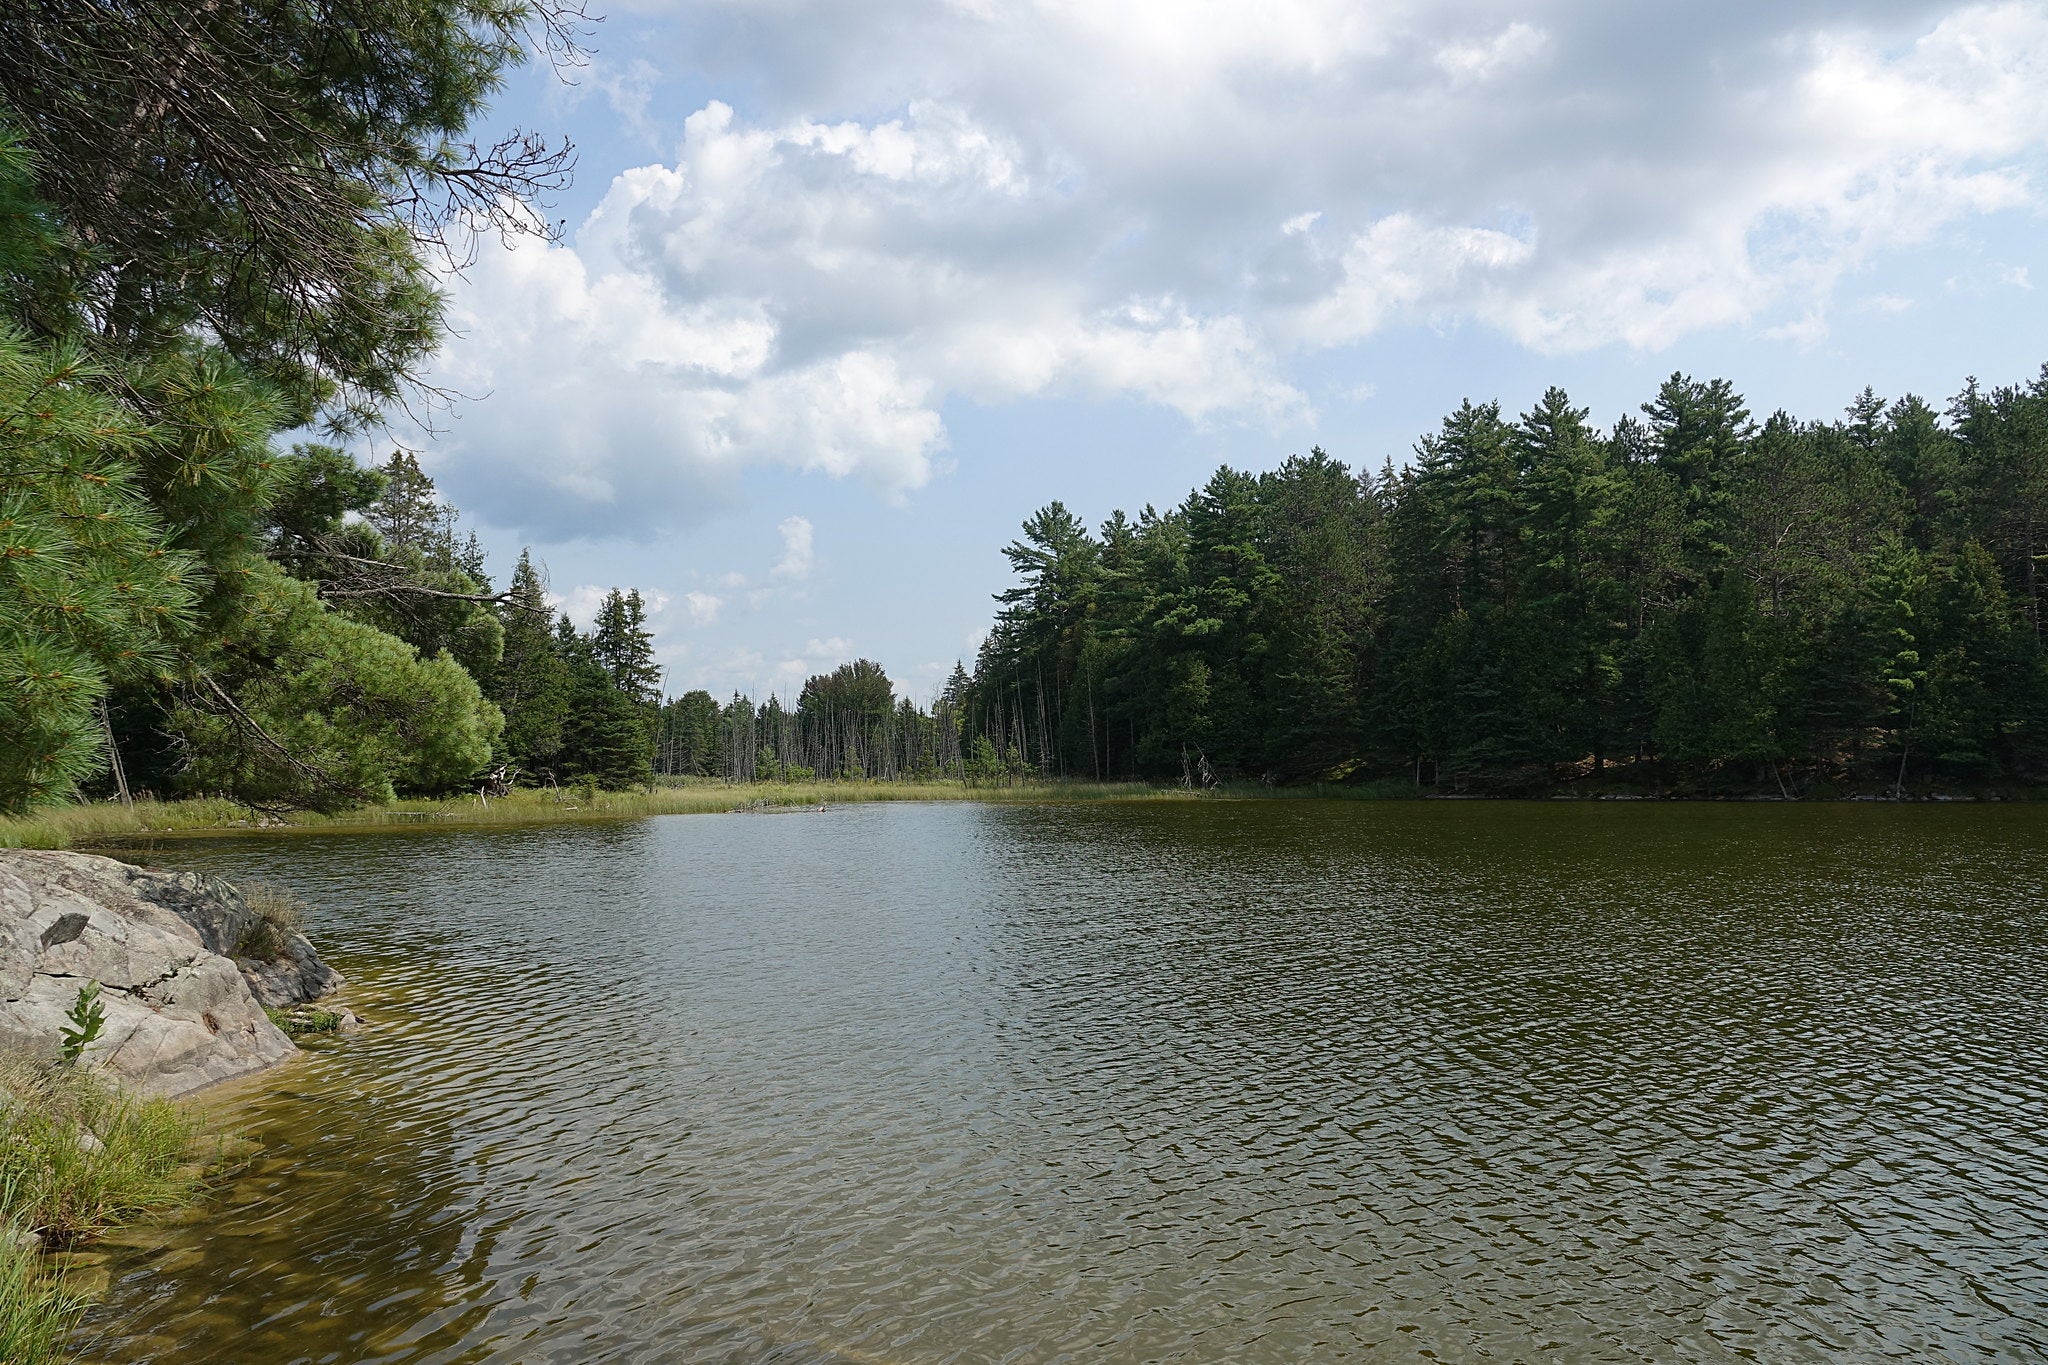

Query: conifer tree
0,323,200,810
491,551,572,777
0,0,586,426
592,588,662,705
365,452,442,554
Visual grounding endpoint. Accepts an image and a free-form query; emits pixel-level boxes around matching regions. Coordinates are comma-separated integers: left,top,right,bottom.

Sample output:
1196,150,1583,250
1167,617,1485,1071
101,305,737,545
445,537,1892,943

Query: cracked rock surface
0,850,344,1097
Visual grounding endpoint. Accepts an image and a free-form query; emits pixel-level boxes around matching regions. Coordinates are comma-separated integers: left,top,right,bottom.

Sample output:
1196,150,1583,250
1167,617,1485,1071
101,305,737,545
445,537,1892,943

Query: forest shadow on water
74,801,2048,1363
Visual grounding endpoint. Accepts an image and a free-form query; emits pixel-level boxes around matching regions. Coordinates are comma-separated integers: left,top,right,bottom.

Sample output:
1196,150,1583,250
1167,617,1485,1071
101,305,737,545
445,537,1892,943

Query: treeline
10,6,2045,811
957,374,2048,793
654,660,971,783
534,369,2048,799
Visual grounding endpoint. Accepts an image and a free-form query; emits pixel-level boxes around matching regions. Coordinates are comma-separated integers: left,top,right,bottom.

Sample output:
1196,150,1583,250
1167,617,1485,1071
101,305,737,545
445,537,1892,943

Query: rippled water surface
73,801,2048,1363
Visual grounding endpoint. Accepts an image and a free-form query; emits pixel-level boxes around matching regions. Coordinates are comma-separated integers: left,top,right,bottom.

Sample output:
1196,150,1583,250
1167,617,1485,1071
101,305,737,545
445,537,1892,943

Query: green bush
169,569,503,811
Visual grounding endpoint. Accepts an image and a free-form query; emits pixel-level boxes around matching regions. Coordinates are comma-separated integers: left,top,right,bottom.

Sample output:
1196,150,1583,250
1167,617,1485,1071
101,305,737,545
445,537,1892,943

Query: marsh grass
0,798,262,850
0,1055,205,1249
0,1196,82,1365
1,780,1203,849
0,1055,216,1362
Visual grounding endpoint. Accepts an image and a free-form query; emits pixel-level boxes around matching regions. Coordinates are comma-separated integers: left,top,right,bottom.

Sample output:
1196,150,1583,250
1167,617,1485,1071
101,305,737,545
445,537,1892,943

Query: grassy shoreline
8,772,2041,851
0,780,1202,850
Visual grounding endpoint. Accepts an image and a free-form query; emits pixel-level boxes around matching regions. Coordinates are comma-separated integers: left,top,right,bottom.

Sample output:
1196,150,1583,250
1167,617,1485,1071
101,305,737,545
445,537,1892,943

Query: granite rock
0,850,344,1097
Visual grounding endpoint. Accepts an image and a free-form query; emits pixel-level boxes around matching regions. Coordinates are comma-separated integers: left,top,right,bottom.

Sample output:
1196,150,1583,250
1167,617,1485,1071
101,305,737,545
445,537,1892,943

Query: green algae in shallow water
75,801,2048,1363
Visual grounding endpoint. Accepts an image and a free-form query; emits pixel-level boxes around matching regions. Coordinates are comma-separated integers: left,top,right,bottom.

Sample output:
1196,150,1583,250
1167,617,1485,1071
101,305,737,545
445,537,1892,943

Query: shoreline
6,774,2043,852
0,849,357,1364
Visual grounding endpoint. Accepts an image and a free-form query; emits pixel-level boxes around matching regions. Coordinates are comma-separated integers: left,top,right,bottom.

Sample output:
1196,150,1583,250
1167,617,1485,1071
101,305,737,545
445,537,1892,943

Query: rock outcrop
0,850,343,1097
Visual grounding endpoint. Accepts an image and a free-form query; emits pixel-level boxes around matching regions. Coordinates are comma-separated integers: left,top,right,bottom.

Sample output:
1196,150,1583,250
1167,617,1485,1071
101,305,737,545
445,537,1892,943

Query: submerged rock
0,850,344,1097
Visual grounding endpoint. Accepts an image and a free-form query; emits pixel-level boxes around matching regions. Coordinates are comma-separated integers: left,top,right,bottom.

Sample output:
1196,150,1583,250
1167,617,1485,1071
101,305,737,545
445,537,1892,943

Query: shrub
167,569,504,812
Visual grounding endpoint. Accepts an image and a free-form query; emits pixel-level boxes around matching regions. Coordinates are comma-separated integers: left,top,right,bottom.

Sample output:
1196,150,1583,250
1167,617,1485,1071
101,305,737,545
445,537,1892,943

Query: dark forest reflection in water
75,801,2048,1363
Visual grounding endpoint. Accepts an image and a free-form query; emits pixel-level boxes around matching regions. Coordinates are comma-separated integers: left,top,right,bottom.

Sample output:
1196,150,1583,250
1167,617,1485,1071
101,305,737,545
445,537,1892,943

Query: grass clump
263,1005,343,1038
0,1211,83,1365
0,1052,217,1362
234,880,307,961
0,1054,206,1250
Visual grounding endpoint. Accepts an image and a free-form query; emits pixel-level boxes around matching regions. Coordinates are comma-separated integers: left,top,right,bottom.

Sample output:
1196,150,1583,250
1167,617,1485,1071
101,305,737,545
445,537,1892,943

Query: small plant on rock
57,985,103,1067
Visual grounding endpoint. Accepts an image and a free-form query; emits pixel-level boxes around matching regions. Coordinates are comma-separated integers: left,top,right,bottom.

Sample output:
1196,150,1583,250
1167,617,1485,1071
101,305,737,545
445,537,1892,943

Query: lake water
72,800,2048,1363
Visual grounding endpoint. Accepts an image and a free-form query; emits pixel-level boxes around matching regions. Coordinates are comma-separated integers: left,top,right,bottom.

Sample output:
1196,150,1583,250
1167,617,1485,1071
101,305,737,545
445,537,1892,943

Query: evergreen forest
661,370,2048,798
952,377,2048,794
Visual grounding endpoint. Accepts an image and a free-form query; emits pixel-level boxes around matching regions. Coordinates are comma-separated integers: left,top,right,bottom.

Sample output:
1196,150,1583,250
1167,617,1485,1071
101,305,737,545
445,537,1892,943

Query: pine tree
491,551,572,777
551,614,652,789
1643,373,1752,576
1513,387,1624,767
592,588,662,705
365,452,441,554
0,322,201,810
0,0,581,425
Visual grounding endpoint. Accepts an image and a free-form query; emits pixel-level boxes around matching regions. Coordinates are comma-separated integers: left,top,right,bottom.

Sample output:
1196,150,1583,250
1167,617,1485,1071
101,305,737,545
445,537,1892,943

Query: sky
398,0,2048,705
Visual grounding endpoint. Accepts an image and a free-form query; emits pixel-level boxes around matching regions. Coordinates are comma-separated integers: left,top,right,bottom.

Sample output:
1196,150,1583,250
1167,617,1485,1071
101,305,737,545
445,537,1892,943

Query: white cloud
549,584,608,627
757,637,858,698
654,631,860,700
424,1,2048,539
1435,23,1551,86
592,56,665,148
681,591,723,624
771,515,815,581
1285,215,1537,348
1762,311,1831,347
